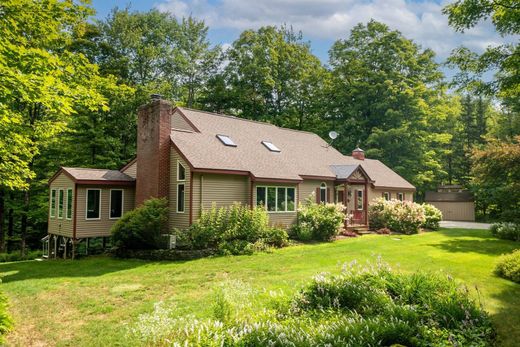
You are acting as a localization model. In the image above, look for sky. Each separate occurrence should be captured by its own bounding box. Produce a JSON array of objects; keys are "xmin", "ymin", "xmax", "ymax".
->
[{"xmin": 91, "ymin": 0, "xmax": 512, "ymax": 75}]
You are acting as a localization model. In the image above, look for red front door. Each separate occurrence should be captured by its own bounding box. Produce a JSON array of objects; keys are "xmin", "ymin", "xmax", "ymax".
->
[{"xmin": 351, "ymin": 188, "xmax": 365, "ymax": 224}]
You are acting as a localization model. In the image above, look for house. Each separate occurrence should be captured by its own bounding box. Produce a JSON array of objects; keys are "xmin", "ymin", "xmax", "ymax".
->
[
  {"xmin": 45, "ymin": 96, "xmax": 415, "ymax": 258},
  {"xmin": 425, "ymin": 185, "xmax": 475, "ymax": 221}
]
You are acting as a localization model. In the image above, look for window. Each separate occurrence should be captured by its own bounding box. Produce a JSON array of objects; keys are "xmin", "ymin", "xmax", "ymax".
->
[
  {"xmin": 58, "ymin": 189, "xmax": 64, "ymax": 219},
  {"xmin": 66, "ymin": 188, "xmax": 73, "ymax": 220},
  {"xmin": 216, "ymin": 134, "xmax": 236, "ymax": 147},
  {"xmin": 86, "ymin": 189, "xmax": 101, "ymax": 220},
  {"xmin": 383, "ymin": 192, "xmax": 390, "ymax": 201},
  {"xmin": 110, "ymin": 189, "xmax": 123, "ymax": 219},
  {"xmin": 50, "ymin": 189, "xmax": 56, "ymax": 218},
  {"xmin": 320, "ymin": 183, "xmax": 327, "ymax": 203},
  {"xmin": 356, "ymin": 190, "xmax": 364, "ymax": 210},
  {"xmin": 256, "ymin": 186, "xmax": 296, "ymax": 212},
  {"xmin": 261, "ymin": 141, "xmax": 280, "ymax": 152},
  {"xmin": 177, "ymin": 161, "xmax": 186, "ymax": 181},
  {"xmin": 397, "ymin": 192, "xmax": 404, "ymax": 201},
  {"xmin": 177, "ymin": 184, "xmax": 185, "ymax": 212}
]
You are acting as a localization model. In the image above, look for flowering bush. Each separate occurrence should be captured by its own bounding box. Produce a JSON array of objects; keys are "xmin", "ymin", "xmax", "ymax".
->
[
  {"xmin": 422, "ymin": 203, "xmax": 442, "ymax": 230},
  {"xmin": 369, "ymin": 198, "xmax": 425, "ymax": 234},
  {"xmin": 178, "ymin": 203, "xmax": 288, "ymax": 255},
  {"xmin": 490, "ymin": 222, "xmax": 520, "ymax": 241},
  {"xmin": 495, "ymin": 250, "xmax": 520, "ymax": 283},
  {"xmin": 128, "ymin": 259, "xmax": 496, "ymax": 346},
  {"xmin": 293, "ymin": 199, "xmax": 345, "ymax": 241}
]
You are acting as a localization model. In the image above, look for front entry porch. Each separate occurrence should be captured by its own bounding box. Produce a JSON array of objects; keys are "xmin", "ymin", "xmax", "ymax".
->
[{"xmin": 330, "ymin": 164, "xmax": 373, "ymax": 231}]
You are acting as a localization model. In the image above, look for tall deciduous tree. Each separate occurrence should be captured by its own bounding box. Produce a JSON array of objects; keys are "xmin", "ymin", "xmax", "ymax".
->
[
  {"xmin": 329, "ymin": 21, "xmax": 449, "ymax": 193},
  {"xmin": 0, "ymin": 0, "xmax": 117, "ymax": 252},
  {"xmin": 217, "ymin": 26, "xmax": 330, "ymax": 131}
]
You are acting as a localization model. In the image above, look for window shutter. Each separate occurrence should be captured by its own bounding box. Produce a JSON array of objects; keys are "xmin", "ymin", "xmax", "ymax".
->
[
  {"xmin": 327, "ymin": 188, "xmax": 331, "ymax": 203},
  {"xmin": 315, "ymin": 188, "xmax": 320, "ymax": 203}
]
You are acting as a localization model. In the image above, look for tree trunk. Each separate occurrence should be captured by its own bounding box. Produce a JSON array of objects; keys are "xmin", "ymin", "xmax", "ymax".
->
[
  {"xmin": 20, "ymin": 189, "xmax": 29, "ymax": 255},
  {"xmin": 0, "ymin": 189, "xmax": 5, "ymax": 252},
  {"xmin": 7, "ymin": 193, "xmax": 14, "ymax": 252}
]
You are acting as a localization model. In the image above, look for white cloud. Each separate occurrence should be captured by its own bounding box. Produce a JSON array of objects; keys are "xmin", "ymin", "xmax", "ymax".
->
[{"xmin": 155, "ymin": 0, "xmax": 511, "ymax": 61}]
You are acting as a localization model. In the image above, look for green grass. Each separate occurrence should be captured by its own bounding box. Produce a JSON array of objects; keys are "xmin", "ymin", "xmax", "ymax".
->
[{"xmin": 0, "ymin": 228, "xmax": 519, "ymax": 346}]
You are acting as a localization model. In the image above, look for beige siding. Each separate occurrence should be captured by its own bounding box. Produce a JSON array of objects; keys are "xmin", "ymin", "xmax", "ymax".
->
[
  {"xmin": 200, "ymin": 174, "xmax": 249, "ymax": 210},
  {"xmin": 48, "ymin": 173, "xmax": 75, "ymax": 237},
  {"xmin": 253, "ymin": 182, "xmax": 298, "ymax": 227},
  {"xmin": 428, "ymin": 201, "xmax": 475, "ymax": 221},
  {"xmin": 299, "ymin": 179, "xmax": 327, "ymax": 203},
  {"xmin": 122, "ymin": 161, "xmax": 137, "ymax": 178},
  {"xmin": 171, "ymin": 110, "xmax": 195, "ymax": 131},
  {"xmin": 368, "ymin": 188, "xmax": 414, "ymax": 203},
  {"xmin": 75, "ymin": 186, "xmax": 135, "ymax": 238},
  {"xmin": 170, "ymin": 149, "xmax": 191, "ymax": 230}
]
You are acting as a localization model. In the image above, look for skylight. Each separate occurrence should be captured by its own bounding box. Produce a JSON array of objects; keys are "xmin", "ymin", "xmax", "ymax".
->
[
  {"xmin": 262, "ymin": 141, "xmax": 280, "ymax": 152},
  {"xmin": 216, "ymin": 134, "xmax": 237, "ymax": 147}
]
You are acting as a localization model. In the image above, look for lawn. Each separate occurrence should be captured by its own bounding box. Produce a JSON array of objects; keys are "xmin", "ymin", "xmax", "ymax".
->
[{"xmin": 1, "ymin": 228, "xmax": 519, "ymax": 346}]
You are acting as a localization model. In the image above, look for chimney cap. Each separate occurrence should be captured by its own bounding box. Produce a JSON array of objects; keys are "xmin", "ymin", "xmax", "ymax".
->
[
  {"xmin": 353, "ymin": 147, "xmax": 364, "ymax": 152},
  {"xmin": 150, "ymin": 93, "xmax": 162, "ymax": 101}
]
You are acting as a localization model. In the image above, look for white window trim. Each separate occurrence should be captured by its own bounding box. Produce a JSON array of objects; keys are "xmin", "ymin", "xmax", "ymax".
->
[
  {"xmin": 50, "ymin": 189, "xmax": 56, "ymax": 218},
  {"xmin": 383, "ymin": 192, "xmax": 390, "ymax": 201},
  {"xmin": 57, "ymin": 189, "xmax": 64, "ymax": 219},
  {"xmin": 356, "ymin": 189, "xmax": 364, "ymax": 210},
  {"xmin": 66, "ymin": 188, "xmax": 73, "ymax": 220},
  {"xmin": 85, "ymin": 189, "xmax": 102, "ymax": 220},
  {"xmin": 397, "ymin": 192, "xmax": 404, "ymax": 201},
  {"xmin": 320, "ymin": 182, "xmax": 327, "ymax": 203},
  {"xmin": 109, "ymin": 189, "xmax": 124, "ymax": 220},
  {"xmin": 256, "ymin": 186, "xmax": 296, "ymax": 213},
  {"xmin": 177, "ymin": 160, "xmax": 186, "ymax": 181},
  {"xmin": 176, "ymin": 183, "xmax": 185, "ymax": 213}
]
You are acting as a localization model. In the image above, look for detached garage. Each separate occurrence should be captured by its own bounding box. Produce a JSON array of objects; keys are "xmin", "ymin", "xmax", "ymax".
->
[{"xmin": 425, "ymin": 185, "xmax": 475, "ymax": 221}]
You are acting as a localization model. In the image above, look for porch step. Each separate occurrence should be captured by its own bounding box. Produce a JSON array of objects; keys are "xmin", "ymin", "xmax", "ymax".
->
[{"xmin": 351, "ymin": 225, "xmax": 371, "ymax": 235}]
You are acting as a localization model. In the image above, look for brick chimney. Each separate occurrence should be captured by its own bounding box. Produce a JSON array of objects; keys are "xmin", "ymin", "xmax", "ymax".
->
[
  {"xmin": 135, "ymin": 95, "xmax": 173, "ymax": 205},
  {"xmin": 352, "ymin": 147, "xmax": 365, "ymax": 160}
]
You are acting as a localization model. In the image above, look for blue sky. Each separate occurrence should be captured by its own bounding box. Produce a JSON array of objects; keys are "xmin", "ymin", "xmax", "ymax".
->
[{"xmin": 91, "ymin": 0, "xmax": 510, "ymax": 74}]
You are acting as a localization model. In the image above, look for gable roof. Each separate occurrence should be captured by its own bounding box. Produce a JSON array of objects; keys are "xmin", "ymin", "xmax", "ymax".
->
[
  {"xmin": 172, "ymin": 107, "xmax": 415, "ymax": 190},
  {"xmin": 49, "ymin": 167, "xmax": 135, "ymax": 185},
  {"xmin": 425, "ymin": 191, "xmax": 474, "ymax": 202}
]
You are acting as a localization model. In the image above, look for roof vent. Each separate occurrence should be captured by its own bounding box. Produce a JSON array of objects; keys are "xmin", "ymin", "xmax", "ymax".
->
[
  {"xmin": 262, "ymin": 141, "xmax": 280, "ymax": 152},
  {"xmin": 216, "ymin": 134, "xmax": 237, "ymax": 147}
]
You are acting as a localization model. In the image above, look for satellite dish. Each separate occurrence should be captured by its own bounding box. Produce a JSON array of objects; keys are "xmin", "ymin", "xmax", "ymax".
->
[{"xmin": 328, "ymin": 131, "xmax": 338, "ymax": 140}]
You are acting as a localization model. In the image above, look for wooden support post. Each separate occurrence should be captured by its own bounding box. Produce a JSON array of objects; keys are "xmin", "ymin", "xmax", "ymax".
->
[
  {"xmin": 63, "ymin": 237, "xmax": 67, "ymax": 260},
  {"xmin": 54, "ymin": 235, "xmax": 58, "ymax": 259},
  {"xmin": 72, "ymin": 239, "xmax": 76, "ymax": 260}
]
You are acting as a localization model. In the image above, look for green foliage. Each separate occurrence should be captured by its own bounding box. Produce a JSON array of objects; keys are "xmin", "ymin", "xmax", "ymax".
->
[
  {"xmin": 111, "ymin": 198, "xmax": 168, "ymax": 250},
  {"xmin": 495, "ymin": 250, "xmax": 520, "ymax": 283},
  {"xmin": 490, "ymin": 222, "xmax": 520, "ymax": 242},
  {"xmin": 293, "ymin": 199, "xmax": 345, "ymax": 241},
  {"xmin": 368, "ymin": 199, "xmax": 426, "ymax": 234},
  {"xmin": 422, "ymin": 204, "xmax": 443, "ymax": 230},
  {"xmin": 129, "ymin": 260, "xmax": 495, "ymax": 346},
  {"xmin": 472, "ymin": 137, "xmax": 520, "ymax": 222},
  {"xmin": 0, "ymin": 250, "xmax": 42, "ymax": 262},
  {"xmin": 179, "ymin": 203, "xmax": 288, "ymax": 255},
  {"xmin": 0, "ymin": 291, "xmax": 12, "ymax": 343}
]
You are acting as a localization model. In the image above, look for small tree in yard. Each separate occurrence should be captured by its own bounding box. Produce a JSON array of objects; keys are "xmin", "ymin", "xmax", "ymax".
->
[{"xmin": 111, "ymin": 198, "xmax": 168, "ymax": 250}]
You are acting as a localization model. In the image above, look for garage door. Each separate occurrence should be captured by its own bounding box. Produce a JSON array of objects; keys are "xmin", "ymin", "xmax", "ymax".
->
[{"xmin": 428, "ymin": 201, "xmax": 475, "ymax": 221}]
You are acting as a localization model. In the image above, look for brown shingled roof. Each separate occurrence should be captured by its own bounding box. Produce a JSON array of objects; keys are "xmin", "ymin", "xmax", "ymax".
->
[
  {"xmin": 49, "ymin": 167, "xmax": 135, "ymax": 185},
  {"xmin": 172, "ymin": 107, "xmax": 415, "ymax": 190}
]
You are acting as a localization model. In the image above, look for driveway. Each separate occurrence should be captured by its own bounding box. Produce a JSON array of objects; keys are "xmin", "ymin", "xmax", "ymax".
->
[{"xmin": 440, "ymin": 221, "xmax": 492, "ymax": 229}]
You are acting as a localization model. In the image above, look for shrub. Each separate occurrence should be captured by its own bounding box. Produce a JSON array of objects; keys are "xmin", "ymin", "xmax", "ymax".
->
[
  {"xmin": 0, "ymin": 292, "xmax": 12, "ymax": 343},
  {"xmin": 111, "ymin": 198, "xmax": 169, "ymax": 250},
  {"xmin": 369, "ymin": 198, "xmax": 425, "ymax": 234},
  {"xmin": 128, "ymin": 259, "xmax": 496, "ymax": 347},
  {"xmin": 179, "ymin": 203, "xmax": 288, "ymax": 255},
  {"xmin": 293, "ymin": 200, "xmax": 345, "ymax": 241},
  {"xmin": 495, "ymin": 250, "xmax": 520, "ymax": 283},
  {"xmin": 422, "ymin": 203, "xmax": 442, "ymax": 230},
  {"xmin": 0, "ymin": 250, "xmax": 42, "ymax": 262},
  {"xmin": 490, "ymin": 222, "xmax": 520, "ymax": 241}
]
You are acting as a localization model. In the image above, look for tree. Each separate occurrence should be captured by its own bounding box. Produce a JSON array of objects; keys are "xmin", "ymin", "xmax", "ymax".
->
[
  {"xmin": 0, "ymin": 0, "xmax": 117, "ymax": 253},
  {"xmin": 217, "ymin": 26, "xmax": 330, "ymax": 131},
  {"xmin": 328, "ymin": 21, "xmax": 449, "ymax": 193},
  {"xmin": 443, "ymin": 0, "xmax": 519, "ymax": 103},
  {"xmin": 471, "ymin": 136, "xmax": 520, "ymax": 221}
]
